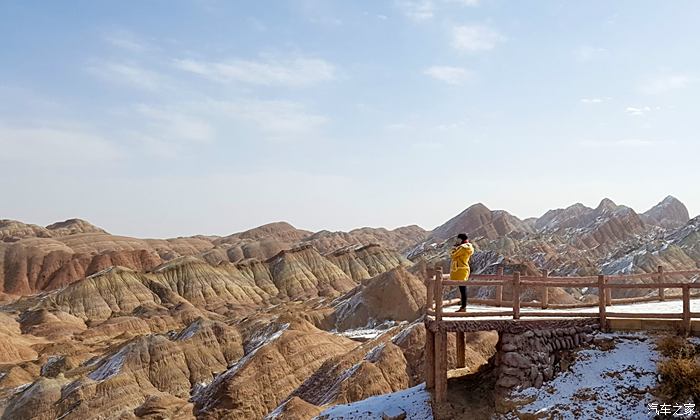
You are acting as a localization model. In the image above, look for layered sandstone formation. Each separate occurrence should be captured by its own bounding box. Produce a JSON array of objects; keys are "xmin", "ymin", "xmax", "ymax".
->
[
  {"xmin": 0, "ymin": 219, "xmax": 423, "ymax": 297},
  {"xmin": 301, "ymin": 225, "xmax": 428, "ymax": 255},
  {"xmin": 333, "ymin": 266, "xmax": 426, "ymax": 330},
  {"xmin": 429, "ymin": 204, "xmax": 534, "ymax": 242},
  {"xmin": 195, "ymin": 320, "xmax": 358, "ymax": 419},
  {"xmin": 642, "ymin": 196, "xmax": 690, "ymax": 229},
  {"xmin": 326, "ymin": 244, "xmax": 410, "ymax": 282}
]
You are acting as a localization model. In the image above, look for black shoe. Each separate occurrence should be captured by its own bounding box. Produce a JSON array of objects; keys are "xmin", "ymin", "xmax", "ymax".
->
[{"xmin": 457, "ymin": 306, "xmax": 466, "ymax": 313}]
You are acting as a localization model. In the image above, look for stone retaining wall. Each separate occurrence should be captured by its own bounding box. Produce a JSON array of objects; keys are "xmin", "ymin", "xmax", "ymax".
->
[{"xmin": 494, "ymin": 324, "xmax": 597, "ymax": 390}]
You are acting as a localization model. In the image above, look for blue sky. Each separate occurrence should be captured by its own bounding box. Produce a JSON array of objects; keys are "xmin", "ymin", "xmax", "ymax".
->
[{"xmin": 1, "ymin": 0, "xmax": 699, "ymax": 237}]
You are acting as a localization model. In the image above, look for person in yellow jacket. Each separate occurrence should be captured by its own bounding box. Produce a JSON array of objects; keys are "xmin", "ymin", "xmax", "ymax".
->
[{"xmin": 450, "ymin": 233, "xmax": 474, "ymax": 312}]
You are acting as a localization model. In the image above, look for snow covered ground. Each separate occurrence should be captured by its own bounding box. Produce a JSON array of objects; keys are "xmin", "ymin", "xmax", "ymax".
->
[
  {"xmin": 441, "ymin": 298, "xmax": 700, "ymax": 320},
  {"xmin": 333, "ymin": 320, "xmax": 403, "ymax": 341},
  {"xmin": 315, "ymin": 384, "xmax": 433, "ymax": 420},
  {"xmin": 505, "ymin": 332, "xmax": 660, "ymax": 420}
]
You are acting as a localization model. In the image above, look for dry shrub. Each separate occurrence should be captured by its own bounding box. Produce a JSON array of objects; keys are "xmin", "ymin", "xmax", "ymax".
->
[
  {"xmin": 657, "ymin": 335, "xmax": 696, "ymax": 359},
  {"xmin": 656, "ymin": 357, "xmax": 700, "ymax": 403}
]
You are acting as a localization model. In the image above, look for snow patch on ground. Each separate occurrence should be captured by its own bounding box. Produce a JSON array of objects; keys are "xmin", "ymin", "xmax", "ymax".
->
[
  {"xmin": 88, "ymin": 344, "xmax": 131, "ymax": 382},
  {"xmin": 334, "ymin": 320, "xmax": 399, "ymax": 341},
  {"xmin": 391, "ymin": 321, "xmax": 421, "ymax": 345},
  {"xmin": 190, "ymin": 379, "xmax": 212, "ymax": 401},
  {"xmin": 40, "ymin": 356, "xmax": 63, "ymax": 376},
  {"xmin": 506, "ymin": 333, "xmax": 659, "ymax": 420},
  {"xmin": 176, "ymin": 319, "xmax": 202, "ymax": 341},
  {"xmin": 315, "ymin": 384, "xmax": 433, "ymax": 420},
  {"xmin": 12, "ymin": 383, "xmax": 31, "ymax": 395},
  {"xmin": 364, "ymin": 344, "xmax": 385, "ymax": 363},
  {"xmin": 264, "ymin": 399, "xmax": 289, "ymax": 419},
  {"xmin": 244, "ymin": 322, "xmax": 290, "ymax": 353},
  {"xmin": 86, "ymin": 266, "xmax": 118, "ymax": 279}
]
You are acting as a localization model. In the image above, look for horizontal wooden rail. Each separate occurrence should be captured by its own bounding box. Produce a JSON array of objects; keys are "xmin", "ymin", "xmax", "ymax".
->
[
  {"xmin": 428, "ymin": 279, "xmax": 700, "ymax": 289},
  {"xmin": 440, "ymin": 279, "xmax": 502, "ymax": 286},
  {"xmin": 514, "ymin": 311, "xmax": 597, "ymax": 318},
  {"xmin": 441, "ymin": 311, "xmax": 515, "ymax": 318},
  {"xmin": 442, "ymin": 270, "xmax": 700, "ymax": 282},
  {"xmin": 605, "ymin": 312, "xmax": 682, "ymax": 319},
  {"xmin": 521, "ymin": 281, "xmax": 599, "ymax": 288},
  {"xmin": 606, "ymin": 282, "xmax": 689, "ymax": 289}
]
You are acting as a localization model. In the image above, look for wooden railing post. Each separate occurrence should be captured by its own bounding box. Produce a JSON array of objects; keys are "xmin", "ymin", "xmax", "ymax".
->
[
  {"xmin": 658, "ymin": 266, "xmax": 666, "ymax": 302},
  {"xmin": 598, "ymin": 275, "xmax": 607, "ymax": 332},
  {"xmin": 456, "ymin": 331, "xmax": 466, "ymax": 368},
  {"xmin": 426, "ymin": 266, "xmax": 435, "ymax": 315},
  {"xmin": 435, "ymin": 327, "xmax": 447, "ymax": 403},
  {"xmin": 682, "ymin": 284, "xmax": 691, "ymax": 337},
  {"xmin": 432, "ymin": 266, "xmax": 447, "ymax": 402},
  {"xmin": 541, "ymin": 271, "xmax": 549, "ymax": 309},
  {"xmin": 513, "ymin": 271, "xmax": 521, "ymax": 320},
  {"xmin": 434, "ymin": 267, "xmax": 443, "ymax": 322},
  {"xmin": 605, "ymin": 278, "xmax": 612, "ymax": 307},
  {"xmin": 425, "ymin": 328, "xmax": 435, "ymax": 389},
  {"xmin": 496, "ymin": 267, "xmax": 504, "ymax": 307}
]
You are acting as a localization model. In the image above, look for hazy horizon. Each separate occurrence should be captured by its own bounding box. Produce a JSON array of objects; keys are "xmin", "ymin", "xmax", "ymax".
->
[
  {"xmin": 3, "ymin": 194, "xmax": 693, "ymax": 239},
  {"xmin": 2, "ymin": 1, "xmax": 700, "ymax": 238}
]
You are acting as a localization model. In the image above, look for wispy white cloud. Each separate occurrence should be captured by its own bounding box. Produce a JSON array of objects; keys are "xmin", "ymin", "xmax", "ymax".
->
[
  {"xmin": 435, "ymin": 122, "xmax": 465, "ymax": 131},
  {"xmin": 574, "ymin": 46, "xmax": 607, "ymax": 62},
  {"xmin": 173, "ymin": 55, "xmax": 335, "ymax": 87},
  {"xmin": 624, "ymin": 105, "xmax": 661, "ymax": 116},
  {"xmin": 639, "ymin": 73, "xmax": 694, "ymax": 94},
  {"xmin": 395, "ymin": 0, "xmax": 435, "ymax": 21},
  {"xmin": 89, "ymin": 61, "xmax": 165, "ymax": 91},
  {"xmin": 103, "ymin": 30, "xmax": 149, "ymax": 52},
  {"xmin": 447, "ymin": 0, "xmax": 479, "ymax": 5},
  {"xmin": 136, "ymin": 104, "xmax": 215, "ymax": 143},
  {"xmin": 0, "ymin": 121, "xmax": 121, "ymax": 164},
  {"xmin": 385, "ymin": 123, "xmax": 412, "ymax": 131},
  {"xmin": 579, "ymin": 138, "xmax": 663, "ymax": 148},
  {"xmin": 452, "ymin": 25, "xmax": 505, "ymax": 52},
  {"xmin": 625, "ymin": 106, "xmax": 650, "ymax": 116},
  {"xmin": 580, "ymin": 97, "xmax": 612, "ymax": 104},
  {"xmin": 396, "ymin": 0, "xmax": 479, "ymax": 21},
  {"xmin": 212, "ymin": 99, "xmax": 328, "ymax": 140},
  {"xmin": 424, "ymin": 66, "xmax": 473, "ymax": 85},
  {"xmin": 123, "ymin": 99, "xmax": 328, "ymax": 155}
]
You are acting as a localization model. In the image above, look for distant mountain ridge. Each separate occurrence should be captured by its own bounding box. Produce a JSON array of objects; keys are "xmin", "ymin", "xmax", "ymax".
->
[
  {"xmin": 0, "ymin": 218, "xmax": 425, "ymax": 296},
  {"xmin": 409, "ymin": 195, "xmax": 697, "ymax": 303}
]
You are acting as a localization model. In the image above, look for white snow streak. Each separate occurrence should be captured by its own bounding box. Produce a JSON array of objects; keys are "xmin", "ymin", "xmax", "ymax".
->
[
  {"xmin": 88, "ymin": 344, "xmax": 130, "ymax": 381},
  {"xmin": 315, "ymin": 383, "xmax": 433, "ymax": 420}
]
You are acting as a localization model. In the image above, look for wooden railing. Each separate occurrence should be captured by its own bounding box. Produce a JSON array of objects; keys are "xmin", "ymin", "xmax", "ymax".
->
[{"xmin": 425, "ymin": 266, "xmax": 700, "ymax": 333}]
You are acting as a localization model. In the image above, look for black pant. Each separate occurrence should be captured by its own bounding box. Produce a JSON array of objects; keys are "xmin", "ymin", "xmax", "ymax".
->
[{"xmin": 459, "ymin": 286, "xmax": 467, "ymax": 307}]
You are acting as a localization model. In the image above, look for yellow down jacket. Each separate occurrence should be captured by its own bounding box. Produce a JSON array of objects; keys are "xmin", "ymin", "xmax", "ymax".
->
[{"xmin": 450, "ymin": 242, "xmax": 475, "ymax": 281}]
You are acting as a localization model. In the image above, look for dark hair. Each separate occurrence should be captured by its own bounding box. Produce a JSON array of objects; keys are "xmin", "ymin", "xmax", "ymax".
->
[{"xmin": 457, "ymin": 233, "xmax": 468, "ymax": 241}]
